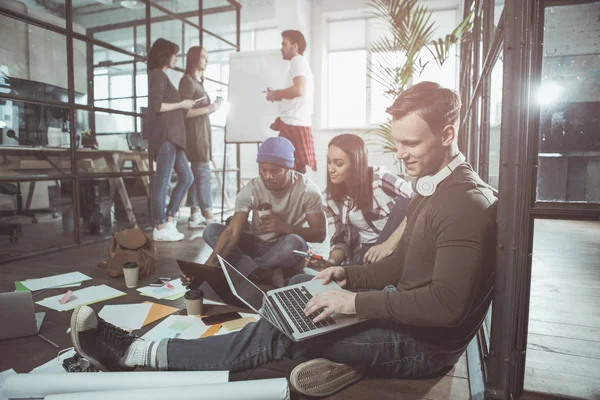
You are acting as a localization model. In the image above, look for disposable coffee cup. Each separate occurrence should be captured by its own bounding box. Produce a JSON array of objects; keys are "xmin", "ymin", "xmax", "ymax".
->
[
  {"xmin": 123, "ymin": 262, "xmax": 139, "ymax": 288},
  {"xmin": 257, "ymin": 202, "xmax": 272, "ymax": 219},
  {"xmin": 184, "ymin": 289, "xmax": 204, "ymax": 316}
]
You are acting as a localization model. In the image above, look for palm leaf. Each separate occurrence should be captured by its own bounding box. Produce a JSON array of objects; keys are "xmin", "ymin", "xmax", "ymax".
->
[{"xmin": 365, "ymin": 0, "xmax": 472, "ymax": 172}]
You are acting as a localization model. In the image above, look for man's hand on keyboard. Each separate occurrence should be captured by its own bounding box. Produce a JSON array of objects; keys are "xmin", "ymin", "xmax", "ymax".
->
[{"xmin": 303, "ymin": 289, "xmax": 357, "ymax": 323}]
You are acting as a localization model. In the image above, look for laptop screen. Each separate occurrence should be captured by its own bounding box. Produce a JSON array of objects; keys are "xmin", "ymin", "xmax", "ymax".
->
[{"xmin": 219, "ymin": 257, "xmax": 265, "ymax": 312}]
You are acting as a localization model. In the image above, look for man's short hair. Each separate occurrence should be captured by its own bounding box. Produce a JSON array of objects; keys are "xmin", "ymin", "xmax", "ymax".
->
[
  {"xmin": 282, "ymin": 30, "xmax": 307, "ymax": 55},
  {"xmin": 386, "ymin": 81, "xmax": 461, "ymax": 134}
]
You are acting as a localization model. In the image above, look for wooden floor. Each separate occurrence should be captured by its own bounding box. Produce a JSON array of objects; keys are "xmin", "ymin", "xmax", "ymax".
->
[
  {"xmin": 0, "ymin": 219, "xmax": 469, "ymax": 400},
  {"xmin": 525, "ymin": 219, "xmax": 600, "ymax": 399}
]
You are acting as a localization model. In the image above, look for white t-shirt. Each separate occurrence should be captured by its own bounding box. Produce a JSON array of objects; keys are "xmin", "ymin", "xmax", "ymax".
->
[
  {"xmin": 278, "ymin": 55, "xmax": 314, "ymax": 127},
  {"xmin": 347, "ymin": 207, "xmax": 379, "ymax": 244}
]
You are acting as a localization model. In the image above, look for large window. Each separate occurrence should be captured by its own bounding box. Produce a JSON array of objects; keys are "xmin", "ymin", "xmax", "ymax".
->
[
  {"xmin": 326, "ymin": 9, "xmax": 460, "ymax": 129},
  {"xmin": 0, "ymin": 0, "xmax": 241, "ymax": 262}
]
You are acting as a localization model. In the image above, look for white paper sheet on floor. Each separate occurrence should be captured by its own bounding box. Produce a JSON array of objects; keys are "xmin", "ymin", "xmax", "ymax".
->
[
  {"xmin": 136, "ymin": 279, "xmax": 187, "ymax": 300},
  {"xmin": 98, "ymin": 303, "xmax": 153, "ymax": 331},
  {"xmin": 141, "ymin": 315, "xmax": 209, "ymax": 341},
  {"xmin": 30, "ymin": 349, "xmax": 77, "ymax": 374},
  {"xmin": 36, "ymin": 285, "xmax": 125, "ymax": 311},
  {"xmin": 43, "ymin": 378, "xmax": 290, "ymax": 400},
  {"xmin": 1, "ymin": 371, "xmax": 229, "ymax": 399},
  {"xmin": 21, "ymin": 272, "xmax": 91, "ymax": 291}
]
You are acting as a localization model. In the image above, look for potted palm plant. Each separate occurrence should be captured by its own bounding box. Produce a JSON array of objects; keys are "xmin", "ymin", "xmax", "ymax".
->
[{"xmin": 367, "ymin": 0, "xmax": 472, "ymax": 174}]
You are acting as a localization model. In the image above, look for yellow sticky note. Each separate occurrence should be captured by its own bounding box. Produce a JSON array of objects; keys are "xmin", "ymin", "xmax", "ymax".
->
[{"xmin": 221, "ymin": 316, "xmax": 257, "ymax": 331}]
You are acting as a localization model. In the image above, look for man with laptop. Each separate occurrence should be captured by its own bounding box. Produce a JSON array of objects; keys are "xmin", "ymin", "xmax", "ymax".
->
[
  {"xmin": 202, "ymin": 136, "xmax": 326, "ymax": 287},
  {"xmin": 68, "ymin": 82, "xmax": 497, "ymax": 398}
]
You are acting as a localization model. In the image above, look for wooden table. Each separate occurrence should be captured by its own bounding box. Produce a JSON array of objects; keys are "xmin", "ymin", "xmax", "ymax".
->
[{"xmin": 0, "ymin": 146, "xmax": 151, "ymax": 228}]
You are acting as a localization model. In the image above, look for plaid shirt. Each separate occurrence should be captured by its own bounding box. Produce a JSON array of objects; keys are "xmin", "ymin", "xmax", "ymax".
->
[
  {"xmin": 270, "ymin": 117, "xmax": 317, "ymax": 171},
  {"xmin": 325, "ymin": 167, "xmax": 413, "ymax": 262}
]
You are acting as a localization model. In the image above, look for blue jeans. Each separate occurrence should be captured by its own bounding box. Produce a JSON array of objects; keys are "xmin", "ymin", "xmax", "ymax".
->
[
  {"xmin": 203, "ymin": 223, "xmax": 308, "ymax": 278},
  {"xmin": 153, "ymin": 141, "xmax": 193, "ymax": 225},
  {"xmin": 189, "ymin": 161, "xmax": 213, "ymax": 213},
  {"xmin": 157, "ymin": 314, "xmax": 461, "ymax": 376}
]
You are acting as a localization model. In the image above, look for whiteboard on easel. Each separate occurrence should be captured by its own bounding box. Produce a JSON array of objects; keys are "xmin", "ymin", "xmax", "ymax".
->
[{"xmin": 225, "ymin": 50, "xmax": 289, "ymax": 143}]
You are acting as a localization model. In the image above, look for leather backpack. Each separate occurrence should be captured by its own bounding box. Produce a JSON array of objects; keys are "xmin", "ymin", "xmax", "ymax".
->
[{"xmin": 98, "ymin": 228, "xmax": 157, "ymax": 278}]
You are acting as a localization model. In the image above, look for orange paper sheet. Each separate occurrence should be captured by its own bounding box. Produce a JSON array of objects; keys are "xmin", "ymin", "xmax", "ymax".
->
[
  {"xmin": 201, "ymin": 323, "xmax": 222, "ymax": 338},
  {"xmin": 141, "ymin": 301, "xmax": 180, "ymax": 327}
]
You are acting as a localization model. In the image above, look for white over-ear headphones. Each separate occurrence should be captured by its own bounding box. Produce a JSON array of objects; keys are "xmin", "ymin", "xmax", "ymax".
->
[{"xmin": 414, "ymin": 153, "xmax": 466, "ymax": 197}]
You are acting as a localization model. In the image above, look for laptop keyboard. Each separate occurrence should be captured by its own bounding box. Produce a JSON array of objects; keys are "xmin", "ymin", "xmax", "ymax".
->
[{"xmin": 274, "ymin": 286, "xmax": 337, "ymax": 333}]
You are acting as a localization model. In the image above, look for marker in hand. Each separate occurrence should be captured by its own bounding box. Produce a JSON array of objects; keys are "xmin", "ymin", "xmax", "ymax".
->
[{"xmin": 293, "ymin": 250, "xmax": 323, "ymax": 261}]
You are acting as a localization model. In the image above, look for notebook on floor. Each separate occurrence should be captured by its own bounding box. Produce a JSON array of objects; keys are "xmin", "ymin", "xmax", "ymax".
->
[
  {"xmin": 218, "ymin": 255, "xmax": 365, "ymax": 342},
  {"xmin": 0, "ymin": 291, "xmax": 46, "ymax": 340}
]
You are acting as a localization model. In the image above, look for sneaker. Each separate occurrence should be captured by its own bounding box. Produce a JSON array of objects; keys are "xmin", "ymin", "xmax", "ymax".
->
[
  {"xmin": 70, "ymin": 305, "xmax": 137, "ymax": 372},
  {"xmin": 153, "ymin": 224, "xmax": 184, "ymax": 242},
  {"xmin": 289, "ymin": 358, "xmax": 365, "ymax": 397},
  {"xmin": 188, "ymin": 213, "xmax": 207, "ymax": 229}
]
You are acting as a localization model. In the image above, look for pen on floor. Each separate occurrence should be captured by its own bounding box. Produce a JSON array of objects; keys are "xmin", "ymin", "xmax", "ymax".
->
[{"xmin": 38, "ymin": 333, "xmax": 59, "ymax": 348}]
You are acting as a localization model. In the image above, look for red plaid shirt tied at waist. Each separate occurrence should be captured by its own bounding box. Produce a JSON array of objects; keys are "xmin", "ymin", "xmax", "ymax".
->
[{"xmin": 270, "ymin": 117, "xmax": 317, "ymax": 172}]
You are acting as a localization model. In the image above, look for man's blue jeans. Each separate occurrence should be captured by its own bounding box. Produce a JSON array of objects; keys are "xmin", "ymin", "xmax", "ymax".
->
[
  {"xmin": 189, "ymin": 161, "xmax": 213, "ymax": 214},
  {"xmin": 157, "ymin": 317, "xmax": 460, "ymax": 377},
  {"xmin": 202, "ymin": 223, "xmax": 308, "ymax": 278},
  {"xmin": 153, "ymin": 141, "xmax": 193, "ymax": 225}
]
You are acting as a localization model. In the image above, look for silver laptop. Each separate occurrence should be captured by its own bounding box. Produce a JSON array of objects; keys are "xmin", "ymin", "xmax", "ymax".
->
[
  {"xmin": 0, "ymin": 291, "xmax": 45, "ymax": 340},
  {"xmin": 218, "ymin": 255, "xmax": 364, "ymax": 341}
]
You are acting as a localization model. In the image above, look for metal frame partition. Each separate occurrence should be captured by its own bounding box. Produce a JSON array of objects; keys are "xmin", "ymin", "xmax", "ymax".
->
[
  {"xmin": 462, "ymin": 0, "xmax": 600, "ymax": 399},
  {"xmin": 0, "ymin": 0, "xmax": 241, "ymax": 263}
]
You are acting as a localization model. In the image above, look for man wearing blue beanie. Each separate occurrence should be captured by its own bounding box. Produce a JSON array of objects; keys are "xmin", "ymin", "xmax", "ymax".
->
[{"xmin": 200, "ymin": 137, "xmax": 326, "ymax": 287}]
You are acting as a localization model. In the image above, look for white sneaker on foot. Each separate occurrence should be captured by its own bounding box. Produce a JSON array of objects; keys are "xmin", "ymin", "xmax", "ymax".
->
[
  {"xmin": 153, "ymin": 224, "xmax": 184, "ymax": 242},
  {"xmin": 188, "ymin": 214, "xmax": 214, "ymax": 229}
]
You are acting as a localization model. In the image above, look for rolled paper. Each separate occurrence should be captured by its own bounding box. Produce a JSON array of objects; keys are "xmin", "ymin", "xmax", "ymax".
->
[
  {"xmin": 43, "ymin": 378, "xmax": 290, "ymax": 400},
  {"xmin": 2, "ymin": 371, "xmax": 228, "ymax": 399}
]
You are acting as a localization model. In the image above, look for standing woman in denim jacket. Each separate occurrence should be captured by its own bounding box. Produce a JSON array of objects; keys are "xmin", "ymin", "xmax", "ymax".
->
[
  {"xmin": 179, "ymin": 46, "xmax": 223, "ymax": 229},
  {"xmin": 146, "ymin": 38, "xmax": 194, "ymax": 242}
]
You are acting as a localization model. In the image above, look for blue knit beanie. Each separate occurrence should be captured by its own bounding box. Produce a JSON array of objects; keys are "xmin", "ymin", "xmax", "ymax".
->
[{"xmin": 256, "ymin": 137, "xmax": 295, "ymax": 168}]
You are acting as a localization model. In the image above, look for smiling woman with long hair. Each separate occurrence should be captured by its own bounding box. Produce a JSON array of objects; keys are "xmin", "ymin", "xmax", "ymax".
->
[
  {"xmin": 314, "ymin": 133, "xmax": 412, "ymax": 268},
  {"xmin": 179, "ymin": 46, "xmax": 223, "ymax": 229}
]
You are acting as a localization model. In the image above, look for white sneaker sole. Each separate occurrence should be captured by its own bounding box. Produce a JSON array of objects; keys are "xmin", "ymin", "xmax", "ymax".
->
[
  {"xmin": 153, "ymin": 235, "xmax": 185, "ymax": 242},
  {"xmin": 289, "ymin": 358, "xmax": 364, "ymax": 397},
  {"xmin": 70, "ymin": 306, "xmax": 109, "ymax": 372},
  {"xmin": 188, "ymin": 222, "xmax": 207, "ymax": 229}
]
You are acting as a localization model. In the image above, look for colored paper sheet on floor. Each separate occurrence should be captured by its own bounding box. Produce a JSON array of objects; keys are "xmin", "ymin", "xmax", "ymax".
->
[
  {"xmin": 200, "ymin": 323, "xmax": 222, "ymax": 338},
  {"xmin": 36, "ymin": 285, "xmax": 126, "ymax": 311},
  {"xmin": 98, "ymin": 303, "xmax": 153, "ymax": 331},
  {"xmin": 141, "ymin": 302, "xmax": 180, "ymax": 327},
  {"xmin": 20, "ymin": 272, "xmax": 91, "ymax": 291},
  {"xmin": 15, "ymin": 281, "xmax": 82, "ymax": 291},
  {"xmin": 141, "ymin": 315, "xmax": 209, "ymax": 341},
  {"xmin": 213, "ymin": 312, "xmax": 260, "ymax": 336}
]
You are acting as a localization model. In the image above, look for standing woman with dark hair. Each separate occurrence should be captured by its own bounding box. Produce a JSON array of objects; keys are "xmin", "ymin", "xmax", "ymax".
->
[
  {"xmin": 179, "ymin": 46, "xmax": 223, "ymax": 228},
  {"xmin": 147, "ymin": 38, "xmax": 194, "ymax": 241},
  {"xmin": 311, "ymin": 134, "xmax": 413, "ymax": 269}
]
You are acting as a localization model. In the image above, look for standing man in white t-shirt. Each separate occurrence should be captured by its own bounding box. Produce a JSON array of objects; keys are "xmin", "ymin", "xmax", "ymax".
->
[{"xmin": 266, "ymin": 30, "xmax": 316, "ymax": 174}]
